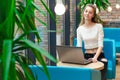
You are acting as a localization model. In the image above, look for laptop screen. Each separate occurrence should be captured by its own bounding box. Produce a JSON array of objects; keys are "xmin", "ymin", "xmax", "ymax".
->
[{"xmin": 56, "ymin": 45, "xmax": 88, "ymax": 64}]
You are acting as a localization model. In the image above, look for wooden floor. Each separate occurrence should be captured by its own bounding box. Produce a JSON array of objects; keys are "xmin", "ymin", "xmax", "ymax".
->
[{"xmin": 116, "ymin": 58, "xmax": 120, "ymax": 80}]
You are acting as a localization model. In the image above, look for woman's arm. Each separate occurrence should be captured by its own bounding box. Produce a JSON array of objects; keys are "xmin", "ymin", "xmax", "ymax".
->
[
  {"xmin": 92, "ymin": 24, "xmax": 104, "ymax": 62},
  {"xmin": 92, "ymin": 47, "xmax": 103, "ymax": 62},
  {"xmin": 77, "ymin": 27, "xmax": 82, "ymax": 47}
]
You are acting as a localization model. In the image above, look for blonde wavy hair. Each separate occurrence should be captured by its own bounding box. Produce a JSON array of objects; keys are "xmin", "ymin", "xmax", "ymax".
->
[{"xmin": 80, "ymin": 4, "xmax": 99, "ymax": 26}]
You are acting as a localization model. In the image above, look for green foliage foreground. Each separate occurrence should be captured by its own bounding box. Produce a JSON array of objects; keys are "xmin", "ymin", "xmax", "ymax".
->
[{"xmin": 0, "ymin": 0, "xmax": 57, "ymax": 80}]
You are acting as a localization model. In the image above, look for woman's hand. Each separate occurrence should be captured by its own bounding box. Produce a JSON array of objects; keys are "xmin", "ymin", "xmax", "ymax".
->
[
  {"xmin": 92, "ymin": 58, "xmax": 98, "ymax": 62},
  {"xmin": 88, "ymin": 58, "xmax": 98, "ymax": 63}
]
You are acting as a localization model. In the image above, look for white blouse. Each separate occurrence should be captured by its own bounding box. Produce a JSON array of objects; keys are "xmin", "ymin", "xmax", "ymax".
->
[{"xmin": 77, "ymin": 23, "xmax": 104, "ymax": 49}]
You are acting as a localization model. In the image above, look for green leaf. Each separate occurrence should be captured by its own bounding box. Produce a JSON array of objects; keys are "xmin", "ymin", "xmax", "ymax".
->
[
  {"xmin": 2, "ymin": 40, "xmax": 12, "ymax": 80},
  {"xmin": 40, "ymin": 0, "xmax": 56, "ymax": 22},
  {"xmin": 31, "ymin": 50, "xmax": 51, "ymax": 80},
  {"xmin": 23, "ymin": 39, "xmax": 57, "ymax": 63},
  {"xmin": 35, "ymin": 15, "xmax": 47, "ymax": 26},
  {"xmin": 31, "ymin": 2, "xmax": 46, "ymax": 16},
  {"xmin": 9, "ymin": 55, "xmax": 16, "ymax": 80},
  {"xmin": 15, "ymin": 55, "xmax": 35, "ymax": 80},
  {"xmin": 14, "ymin": 30, "xmax": 42, "ymax": 44}
]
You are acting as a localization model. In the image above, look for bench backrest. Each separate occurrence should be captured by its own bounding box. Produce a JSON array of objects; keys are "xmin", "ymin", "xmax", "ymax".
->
[
  {"xmin": 104, "ymin": 28, "xmax": 120, "ymax": 42},
  {"xmin": 103, "ymin": 39, "xmax": 116, "ymax": 79}
]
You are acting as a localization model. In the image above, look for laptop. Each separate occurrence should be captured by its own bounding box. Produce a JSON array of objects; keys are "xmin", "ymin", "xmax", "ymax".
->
[{"xmin": 56, "ymin": 45, "xmax": 92, "ymax": 65}]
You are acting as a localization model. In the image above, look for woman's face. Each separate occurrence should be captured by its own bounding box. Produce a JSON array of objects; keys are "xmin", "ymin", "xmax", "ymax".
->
[{"xmin": 83, "ymin": 6, "xmax": 95, "ymax": 21}]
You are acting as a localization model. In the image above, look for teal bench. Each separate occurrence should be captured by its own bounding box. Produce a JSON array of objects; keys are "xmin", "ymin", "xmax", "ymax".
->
[{"xmin": 29, "ymin": 65, "xmax": 101, "ymax": 80}]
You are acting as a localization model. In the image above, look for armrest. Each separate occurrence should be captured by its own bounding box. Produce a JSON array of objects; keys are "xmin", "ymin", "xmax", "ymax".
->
[
  {"xmin": 103, "ymin": 39, "xmax": 116, "ymax": 60},
  {"xmin": 103, "ymin": 39, "xmax": 116, "ymax": 79}
]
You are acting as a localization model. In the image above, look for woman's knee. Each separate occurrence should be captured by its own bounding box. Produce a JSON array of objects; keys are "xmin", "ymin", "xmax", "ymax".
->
[{"xmin": 100, "ymin": 58, "xmax": 108, "ymax": 62}]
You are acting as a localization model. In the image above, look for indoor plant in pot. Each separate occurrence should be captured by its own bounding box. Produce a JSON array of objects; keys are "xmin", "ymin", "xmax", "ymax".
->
[{"xmin": 0, "ymin": 0, "xmax": 57, "ymax": 80}]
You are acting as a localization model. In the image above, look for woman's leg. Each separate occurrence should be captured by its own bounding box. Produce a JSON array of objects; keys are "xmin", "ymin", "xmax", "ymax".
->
[
  {"xmin": 84, "ymin": 53, "xmax": 94, "ymax": 59},
  {"xmin": 100, "ymin": 58, "xmax": 108, "ymax": 80}
]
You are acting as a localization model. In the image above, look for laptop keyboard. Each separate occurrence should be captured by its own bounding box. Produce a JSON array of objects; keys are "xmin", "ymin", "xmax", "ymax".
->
[{"xmin": 84, "ymin": 59, "xmax": 92, "ymax": 64}]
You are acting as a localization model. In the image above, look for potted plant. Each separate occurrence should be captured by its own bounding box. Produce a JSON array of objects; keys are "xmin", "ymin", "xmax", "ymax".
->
[{"xmin": 0, "ymin": 0, "xmax": 57, "ymax": 80}]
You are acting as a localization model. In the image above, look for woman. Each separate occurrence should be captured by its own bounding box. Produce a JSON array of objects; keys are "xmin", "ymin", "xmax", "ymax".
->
[{"xmin": 77, "ymin": 4, "xmax": 107, "ymax": 80}]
